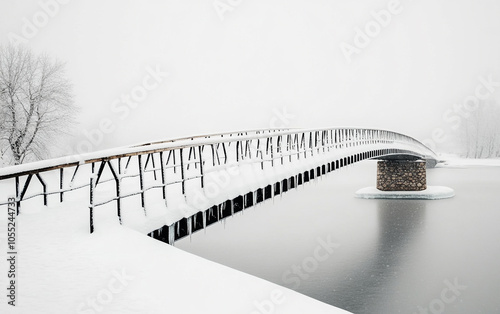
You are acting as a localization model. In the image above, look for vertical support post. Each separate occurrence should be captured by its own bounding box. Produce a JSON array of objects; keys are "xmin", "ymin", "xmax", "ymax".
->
[
  {"xmin": 295, "ymin": 134, "xmax": 299, "ymax": 157},
  {"xmin": 257, "ymin": 139, "xmax": 264, "ymax": 170},
  {"xmin": 59, "ymin": 168, "xmax": 64, "ymax": 202},
  {"xmin": 15, "ymin": 176, "xmax": 20, "ymax": 215},
  {"xmin": 236, "ymin": 141, "xmax": 240, "ymax": 162},
  {"xmin": 221, "ymin": 143, "xmax": 227, "ymax": 164},
  {"xmin": 193, "ymin": 147, "xmax": 198, "ymax": 169},
  {"xmin": 317, "ymin": 131, "xmax": 320, "ymax": 153},
  {"xmin": 108, "ymin": 161, "xmax": 122, "ymax": 224},
  {"xmin": 210, "ymin": 144, "xmax": 216, "ymax": 166},
  {"xmin": 269, "ymin": 137, "xmax": 274, "ymax": 167},
  {"xmin": 160, "ymin": 151, "xmax": 167, "ymax": 201},
  {"xmin": 316, "ymin": 131, "xmax": 320, "ymax": 154},
  {"xmin": 245, "ymin": 140, "xmax": 250, "ymax": 158},
  {"xmin": 215, "ymin": 144, "xmax": 221, "ymax": 165},
  {"xmin": 314, "ymin": 131, "xmax": 318, "ymax": 152},
  {"xmin": 89, "ymin": 176, "xmax": 95, "ymax": 233},
  {"xmin": 287, "ymin": 135, "xmax": 292, "ymax": 162},
  {"xmin": 180, "ymin": 148, "xmax": 186, "ymax": 195},
  {"xmin": 278, "ymin": 135, "xmax": 283, "ymax": 165},
  {"xmin": 322, "ymin": 131, "xmax": 326, "ymax": 152},
  {"xmin": 309, "ymin": 132, "xmax": 314, "ymax": 156},
  {"xmin": 36, "ymin": 174, "xmax": 47, "ymax": 206},
  {"xmin": 172, "ymin": 150, "xmax": 177, "ymax": 173},
  {"xmin": 198, "ymin": 146, "xmax": 204, "ymax": 188},
  {"xmin": 151, "ymin": 153, "xmax": 158, "ymax": 180},
  {"xmin": 138, "ymin": 155, "xmax": 146, "ymax": 213},
  {"xmin": 302, "ymin": 133, "xmax": 306, "ymax": 158}
]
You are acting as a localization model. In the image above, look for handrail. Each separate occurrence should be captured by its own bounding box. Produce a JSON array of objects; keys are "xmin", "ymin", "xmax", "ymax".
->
[{"xmin": 0, "ymin": 127, "xmax": 435, "ymax": 180}]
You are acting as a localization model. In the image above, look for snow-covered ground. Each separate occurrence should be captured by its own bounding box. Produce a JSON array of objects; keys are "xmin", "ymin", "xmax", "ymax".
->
[
  {"xmin": 437, "ymin": 153, "xmax": 500, "ymax": 168},
  {"xmin": 0, "ymin": 206, "xmax": 351, "ymax": 313}
]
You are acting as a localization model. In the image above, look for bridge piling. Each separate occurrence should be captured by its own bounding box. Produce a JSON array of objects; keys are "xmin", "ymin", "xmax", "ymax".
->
[{"xmin": 377, "ymin": 160, "xmax": 427, "ymax": 191}]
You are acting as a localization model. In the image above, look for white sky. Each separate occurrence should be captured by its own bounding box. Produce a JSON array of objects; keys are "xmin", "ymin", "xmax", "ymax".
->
[{"xmin": 1, "ymin": 0, "xmax": 500, "ymax": 156}]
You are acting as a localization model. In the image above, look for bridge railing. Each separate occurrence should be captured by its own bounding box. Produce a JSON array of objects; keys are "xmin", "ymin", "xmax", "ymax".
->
[{"xmin": 0, "ymin": 128, "xmax": 436, "ymax": 233}]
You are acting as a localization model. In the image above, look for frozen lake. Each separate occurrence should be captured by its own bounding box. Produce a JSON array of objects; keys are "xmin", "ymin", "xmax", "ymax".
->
[{"xmin": 177, "ymin": 161, "xmax": 500, "ymax": 313}]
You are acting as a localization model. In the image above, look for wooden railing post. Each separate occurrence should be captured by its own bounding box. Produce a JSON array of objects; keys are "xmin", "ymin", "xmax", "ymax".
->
[
  {"xmin": 179, "ymin": 149, "xmax": 186, "ymax": 195},
  {"xmin": 89, "ymin": 176, "xmax": 95, "ymax": 233},
  {"xmin": 160, "ymin": 151, "xmax": 167, "ymax": 201},
  {"xmin": 138, "ymin": 155, "xmax": 146, "ymax": 214},
  {"xmin": 15, "ymin": 176, "xmax": 20, "ymax": 215},
  {"xmin": 59, "ymin": 168, "xmax": 64, "ymax": 202},
  {"xmin": 36, "ymin": 174, "xmax": 47, "ymax": 206},
  {"xmin": 198, "ymin": 146, "xmax": 204, "ymax": 188},
  {"xmin": 108, "ymin": 161, "xmax": 122, "ymax": 224}
]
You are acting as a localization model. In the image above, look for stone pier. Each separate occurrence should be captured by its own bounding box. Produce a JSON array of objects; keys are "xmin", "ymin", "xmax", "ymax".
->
[{"xmin": 376, "ymin": 160, "xmax": 426, "ymax": 191}]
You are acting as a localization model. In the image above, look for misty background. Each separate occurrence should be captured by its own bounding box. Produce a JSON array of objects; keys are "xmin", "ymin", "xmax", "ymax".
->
[{"xmin": 1, "ymin": 0, "xmax": 499, "ymax": 159}]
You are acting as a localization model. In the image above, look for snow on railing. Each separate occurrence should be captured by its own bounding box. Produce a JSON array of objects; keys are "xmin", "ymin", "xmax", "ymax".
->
[{"xmin": 0, "ymin": 127, "xmax": 436, "ymax": 236}]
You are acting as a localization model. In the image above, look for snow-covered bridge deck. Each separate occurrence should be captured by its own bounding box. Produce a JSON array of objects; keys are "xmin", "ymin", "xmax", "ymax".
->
[{"xmin": 0, "ymin": 128, "xmax": 437, "ymax": 242}]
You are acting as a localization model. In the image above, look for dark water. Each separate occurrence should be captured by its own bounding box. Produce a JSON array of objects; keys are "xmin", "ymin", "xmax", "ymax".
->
[{"xmin": 176, "ymin": 161, "xmax": 500, "ymax": 314}]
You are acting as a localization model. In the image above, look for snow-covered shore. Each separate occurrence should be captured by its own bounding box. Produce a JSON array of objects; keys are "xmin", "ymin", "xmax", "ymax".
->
[
  {"xmin": 0, "ymin": 178, "xmax": 352, "ymax": 314},
  {"xmin": 436, "ymin": 154, "xmax": 500, "ymax": 168}
]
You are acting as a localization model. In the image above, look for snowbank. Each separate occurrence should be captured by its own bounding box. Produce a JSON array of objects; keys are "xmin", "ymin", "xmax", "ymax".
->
[
  {"xmin": 437, "ymin": 154, "xmax": 500, "ymax": 168},
  {"xmin": 0, "ymin": 206, "xmax": 351, "ymax": 314}
]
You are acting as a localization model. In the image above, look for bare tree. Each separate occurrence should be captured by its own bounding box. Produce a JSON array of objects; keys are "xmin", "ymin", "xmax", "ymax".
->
[
  {"xmin": 459, "ymin": 100, "xmax": 500, "ymax": 158},
  {"xmin": 0, "ymin": 44, "xmax": 76, "ymax": 165}
]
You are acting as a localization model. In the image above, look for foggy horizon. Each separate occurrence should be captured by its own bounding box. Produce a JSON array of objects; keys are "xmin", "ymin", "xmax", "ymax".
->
[{"xmin": 2, "ymin": 0, "xmax": 500, "ymax": 161}]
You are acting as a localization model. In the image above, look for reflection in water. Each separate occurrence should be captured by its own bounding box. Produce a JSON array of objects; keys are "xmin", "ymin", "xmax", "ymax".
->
[
  {"xmin": 377, "ymin": 200, "xmax": 427, "ymax": 247},
  {"xmin": 330, "ymin": 200, "xmax": 427, "ymax": 313}
]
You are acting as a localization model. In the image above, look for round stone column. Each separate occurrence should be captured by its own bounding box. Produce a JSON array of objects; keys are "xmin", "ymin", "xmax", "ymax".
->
[{"xmin": 376, "ymin": 160, "xmax": 426, "ymax": 191}]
